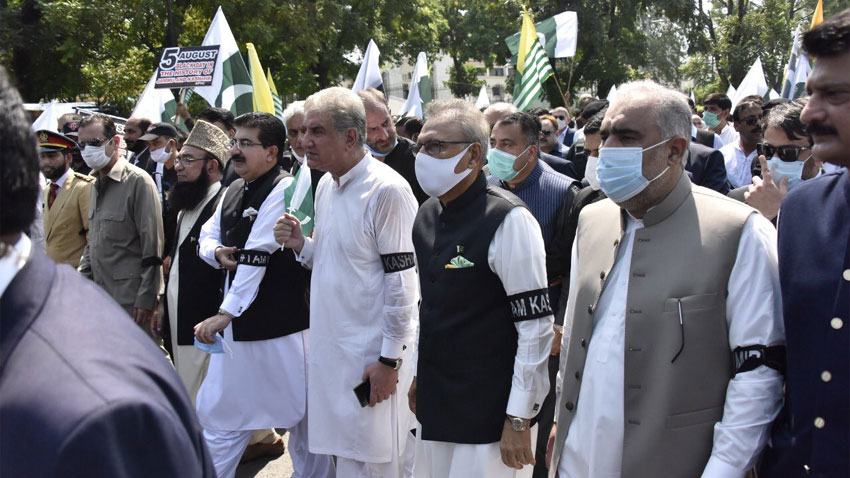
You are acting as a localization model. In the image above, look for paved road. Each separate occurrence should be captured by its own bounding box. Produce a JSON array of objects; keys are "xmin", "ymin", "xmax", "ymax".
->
[{"xmin": 235, "ymin": 432, "xmax": 293, "ymax": 478}]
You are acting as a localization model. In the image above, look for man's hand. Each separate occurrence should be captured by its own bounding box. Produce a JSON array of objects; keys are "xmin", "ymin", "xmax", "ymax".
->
[
  {"xmin": 214, "ymin": 246, "xmax": 238, "ymax": 272},
  {"xmin": 176, "ymin": 102, "xmax": 191, "ymax": 120},
  {"xmin": 546, "ymin": 423, "xmax": 557, "ymax": 469},
  {"xmin": 408, "ymin": 377, "xmax": 417, "ymax": 415},
  {"xmin": 550, "ymin": 325, "xmax": 563, "ymax": 356},
  {"xmin": 362, "ymin": 361, "xmax": 398, "ymax": 407},
  {"xmin": 194, "ymin": 311, "xmax": 233, "ymax": 344},
  {"xmin": 133, "ymin": 308, "xmax": 154, "ymax": 326},
  {"xmin": 273, "ymin": 213, "xmax": 305, "ymax": 252},
  {"xmin": 500, "ymin": 419, "xmax": 536, "ymax": 470},
  {"xmin": 162, "ymin": 255, "xmax": 172, "ymax": 278},
  {"xmin": 745, "ymin": 155, "xmax": 787, "ymax": 221},
  {"xmin": 150, "ymin": 300, "xmax": 165, "ymax": 338}
]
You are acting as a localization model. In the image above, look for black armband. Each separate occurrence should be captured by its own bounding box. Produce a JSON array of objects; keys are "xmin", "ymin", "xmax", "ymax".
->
[
  {"xmin": 141, "ymin": 256, "xmax": 163, "ymax": 267},
  {"xmin": 380, "ymin": 252, "xmax": 415, "ymax": 273},
  {"xmin": 507, "ymin": 288, "xmax": 553, "ymax": 322},
  {"xmin": 236, "ymin": 249, "xmax": 270, "ymax": 267},
  {"xmin": 734, "ymin": 345, "xmax": 786, "ymax": 374}
]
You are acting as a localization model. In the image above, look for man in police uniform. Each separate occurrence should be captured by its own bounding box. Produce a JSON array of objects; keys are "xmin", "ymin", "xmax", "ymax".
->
[
  {"xmin": 409, "ymin": 100, "xmax": 554, "ymax": 477},
  {"xmin": 37, "ymin": 130, "xmax": 93, "ymax": 268},
  {"xmin": 194, "ymin": 112, "xmax": 332, "ymax": 478}
]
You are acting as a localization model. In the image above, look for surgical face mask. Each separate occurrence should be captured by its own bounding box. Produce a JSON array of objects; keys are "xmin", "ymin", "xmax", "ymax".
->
[
  {"xmin": 414, "ymin": 144, "xmax": 474, "ymax": 197},
  {"xmin": 487, "ymin": 146, "xmax": 531, "ymax": 182},
  {"xmin": 557, "ymin": 118, "xmax": 567, "ymax": 131},
  {"xmin": 767, "ymin": 156, "xmax": 806, "ymax": 191},
  {"xmin": 150, "ymin": 140, "xmax": 174, "ymax": 164},
  {"xmin": 80, "ymin": 144, "xmax": 112, "ymax": 171},
  {"xmin": 702, "ymin": 111, "xmax": 721, "ymax": 129},
  {"xmin": 585, "ymin": 155, "xmax": 601, "ymax": 191},
  {"xmin": 596, "ymin": 138, "xmax": 672, "ymax": 202}
]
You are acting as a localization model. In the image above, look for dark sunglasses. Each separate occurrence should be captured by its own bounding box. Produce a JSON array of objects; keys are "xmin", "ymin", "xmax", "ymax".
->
[
  {"xmin": 757, "ymin": 143, "xmax": 811, "ymax": 162},
  {"xmin": 77, "ymin": 138, "xmax": 108, "ymax": 150},
  {"xmin": 740, "ymin": 116, "xmax": 763, "ymax": 127}
]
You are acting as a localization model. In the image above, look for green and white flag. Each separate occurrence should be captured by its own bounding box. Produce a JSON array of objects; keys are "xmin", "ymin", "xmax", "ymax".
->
[
  {"xmin": 284, "ymin": 164, "xmax": 314, "ymax": 237},
  {"xmin": 506, "ymin": 11, "xmax": 578, "ymax": 63},
  {"xmin": 512, "ymin": 10, "xmax": 554, "ymax": 111},
  {"xmin": 132, "ymin": 68, "xmax": 178, "ymax": 124},
  {"xmin": 399, "ymin": 52, "xmax": 431, "ymax": 119},
  {"xmin": 193, "ymin": 7, "xmax": 253, "ymax": 116}
]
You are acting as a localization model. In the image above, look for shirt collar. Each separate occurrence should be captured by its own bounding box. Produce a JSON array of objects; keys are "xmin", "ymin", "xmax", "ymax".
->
[
  {"xmin": 53, "ymin": 168, "xmax": 71, "ymax": 188},
  {"xmin": 335, "ymin": 151, "xmax": 371, "ymax": 190},
  {"xmin": 640, "ymin": 171, "xmax": 692, "ymax": 228},
  {"xmin": 102, "ymin": 158, "xmax": 127, "ymax": 182}
]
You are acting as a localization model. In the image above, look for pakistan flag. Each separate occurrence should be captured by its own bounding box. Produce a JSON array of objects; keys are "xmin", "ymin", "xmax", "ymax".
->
[{"xmin": 193, "ymin": 7, "xmax": 253, "ymax": 116}]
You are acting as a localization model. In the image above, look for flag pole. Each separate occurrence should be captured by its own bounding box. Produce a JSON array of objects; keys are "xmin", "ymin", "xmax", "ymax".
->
[{"xmin": 549, "ymin": 69, "xmax": 568, "ymax": 106}]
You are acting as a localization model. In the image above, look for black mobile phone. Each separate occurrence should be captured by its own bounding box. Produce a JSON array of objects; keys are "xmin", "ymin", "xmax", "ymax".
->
[{"xmin": 354, "ymin": 378, "xmax": 371, "ymax": 407}]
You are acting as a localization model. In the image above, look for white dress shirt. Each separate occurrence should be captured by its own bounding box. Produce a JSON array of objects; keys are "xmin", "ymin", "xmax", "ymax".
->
[
  {"xmin": 718, "ymin": 123, "xmax": 739, "ymax": 147},
  {"xmin": 558, "ymin": 213, "xmax": 784, "ymax": 478},
  {"xmin": 692, "ymin": 124, "xmax": 724, "ymax": 150},
  {"xmin": 0, "ymin": 234, "xmax": 32, "ymax": 298},
  {"xmin": 296, "ymin": 152, "xmax": 419, "ymax": 462},
  {"xmin": 721, "ymin": 141, "xmax": 758, "ymax": 189}
]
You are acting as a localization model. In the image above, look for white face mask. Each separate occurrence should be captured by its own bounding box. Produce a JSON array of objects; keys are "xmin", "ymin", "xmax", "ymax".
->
[
  {"xmin": 291, "ymin": 148, "xmax": 304, "ymax": 163},
  {"xmin": 414, "ymin": 144, "xmax": 474, "ymax": 198},
  {"xmin": 81, "ymin": 143, "xmax": 112, "ymax": 171},
  {"xmin": 557, "ymin": 118, "xmax": 567, "ymax": 131},
  {"xmin": 149, "ymin": 140, "xmax": 173, "ymax": 164},
  {"xmin": 585, "ymin": 155, "xmax": 601, "ymax": 191}
]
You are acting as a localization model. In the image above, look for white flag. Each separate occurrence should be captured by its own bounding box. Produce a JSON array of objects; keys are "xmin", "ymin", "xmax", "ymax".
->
[
  {"xmin": 193, "ymin": 7, "xmax": 253, "ymax": 115},
  {"xmin": 726, "ymin": 84, "xmax": 737, "ymax": 98},
  {"xmin": 475, "ymin": 84, "xmax": 490, "ymax": 110},
  {"xmin": 399, "ymin": 52, "xmax": 431, "ymax": 119},
  {"xmin": 352, "ymin": 39, "xmax": 383, "ymax": 92},
  {"xmin": 131, "ymin": 69, "xmax": 177, "ymax": 123},
  {"xmin": 731, "ymin": 58, "xmax": 769, "ymax": 110},
  {"xmin": 31, "ymin": 100, "xmax": 73, "ymax": 132},
  {"xmin": 607, "ymin": 84, "xmax": 618, "ymax": 101}
]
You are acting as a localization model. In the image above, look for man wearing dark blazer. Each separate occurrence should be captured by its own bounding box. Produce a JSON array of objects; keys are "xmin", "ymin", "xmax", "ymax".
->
[
  {"xmin": 685, "ymin": 141, "xmax": 730, "ymax": 194},
  {"xmin": 0, "ymin": 66, "xmax": 215, "ymax": 478}
]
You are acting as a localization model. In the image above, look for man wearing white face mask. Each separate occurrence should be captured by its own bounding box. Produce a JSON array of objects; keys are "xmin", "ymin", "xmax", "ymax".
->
[
  {"xmin": 547, "ymin": 81, "xmax": 784, "ymax": 478},
  {"xmin": 407, "ymin": 100, "xmax": 554, "ymax": 478},
  {"xmin": 77, "ymin": 114, "xmax": 165, "ymax": 339},
  {"xmin": 140, "ymin": 122, "xmax": 180, "ymax": 261}
]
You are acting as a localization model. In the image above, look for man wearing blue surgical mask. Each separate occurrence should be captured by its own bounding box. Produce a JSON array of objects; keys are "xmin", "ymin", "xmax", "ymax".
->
[
  {"xmin": 547, "ymin": 80, "xmax": 784, "ymax": 478},
  {"xmin": 728, "ymin": 99, "xmax": 820, "ymax": 221}
]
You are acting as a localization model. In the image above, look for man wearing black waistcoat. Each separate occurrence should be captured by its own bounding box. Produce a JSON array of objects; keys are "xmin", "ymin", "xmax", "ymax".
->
[
  {"xmin": 408, "ymin": 100, "xmax": 554, "ymax": 477},
  {"xmin": 193, "ymin": 112, "xmax": 333, "ymax": 478}
]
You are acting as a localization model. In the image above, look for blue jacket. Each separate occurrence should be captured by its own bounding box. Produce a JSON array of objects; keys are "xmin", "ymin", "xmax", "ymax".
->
[{"xmin": 760, "ymin": 169, "xmax": 849, "ymax": 477}]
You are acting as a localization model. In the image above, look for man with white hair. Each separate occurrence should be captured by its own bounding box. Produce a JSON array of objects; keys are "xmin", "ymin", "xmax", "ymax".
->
[
  {"xmin": 282, "ymin": 100, "xmax": 324, "ymax": 194},
  {"xmin": 274, "ymin": 87, "xmax": 419, "ymax": 477},
  {"xmin": 546, "ymin": 80, "xmax": 784, "ymax": 478}
]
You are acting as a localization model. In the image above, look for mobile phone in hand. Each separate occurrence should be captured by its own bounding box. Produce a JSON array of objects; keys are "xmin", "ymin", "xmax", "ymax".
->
[{"xmin": 354, "ymin": 378, "xmax": 371, "ymax": 407}]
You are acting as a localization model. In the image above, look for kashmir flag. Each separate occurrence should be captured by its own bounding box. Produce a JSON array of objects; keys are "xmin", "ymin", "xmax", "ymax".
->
[
  {"xmin": 284, "ymin": 165, "xmax": 314, "ymax": 236},
  {"xmin": 399, "ymin": 52, "xmax": 431, "ymax": 119},
  {"xmin": 781, "ymin": 28, "xmax": 803, "ymax": 98},
  {"xmin": 352, "ymin": 39, "xmax": 383, "ymax": 92},
  {"xmin": 246, "ymin": 43, "xmax": 275, "ymax": 114},
  {"xmin": 506, "ymin": 11, "xmax": 578, "ymax": 63},
  {"xmin": 730, "ymin": 58, "xmax": 769, "ymax": 109},
  {"xmin": 512, "ymin": 10, "xmax": 554, "ymax": 112},
  {"xmin": 811, "ymin": 0, "xmax": 823, "ymax": 29},
  {"xmin": 267, "ymin": 69, "xmax": 284, "ymax": 121},
  {"xmin": 475, "ymin": 84, "xmax": 490, "ymax": 110},
  {"xmin": 193, "ymin": 7, "xmax": 253, "ymax": 116},
  {"xmin": 132, "ymin": 69, "xmax": 178, "ymax": 125}
]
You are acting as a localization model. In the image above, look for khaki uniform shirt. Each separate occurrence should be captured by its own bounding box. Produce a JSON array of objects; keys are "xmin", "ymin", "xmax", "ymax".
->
[
  {"xmin": 42, "ymin": 170, "xmax": 93, "ymax": 268},
  {"xmin": 79, "ymin": 159, "xmax": 163, "ymax": 311}
]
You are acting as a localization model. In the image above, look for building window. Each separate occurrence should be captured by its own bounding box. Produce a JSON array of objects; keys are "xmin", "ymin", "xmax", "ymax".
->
[
  {"xmin": 476, "ymin": 69, "xmax": 488, "ymax": 77},
  {"xmin": 493, "ymin": 68, "xmax": 505, "ymax": 77},
  {"xmin": 403, "ymin": 85, "xmax": 409, "ymax": 98},
  {"xmin": 492, "ymin": 86, "xmax": 502, "ymax": 98}
]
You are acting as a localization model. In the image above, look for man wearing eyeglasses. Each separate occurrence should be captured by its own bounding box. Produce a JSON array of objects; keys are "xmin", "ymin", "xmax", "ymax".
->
[
  {"xmin": 550, "ymin": 106, "xmax": 576, "ymax": 148},
  {"xmin": 194, "ymin": 112, "xmax": 332, "ymax": 478},
  {"xmin": 76, "ymin": 114, "xmax": 165, "ymax": 338},
  {"xmin": 719, "ymin": 99, "xmax": 765, "ymax": 189},
  {"xmin": 538, "ymin": 115, "xmax": 570, "ymax": 161}
]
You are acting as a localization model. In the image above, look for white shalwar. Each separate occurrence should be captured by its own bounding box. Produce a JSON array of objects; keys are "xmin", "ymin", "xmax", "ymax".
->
[
  {"xmin": 413, "ymin": 208, "xmax": 554, "ymax": 478},
  {"xmin": 166, "ymin": 182, "xmax": 220, "ymax": 404},
  {"xmin": 197, "ymin": 175, "xmax": 332, "ymax": 478},
  {"xmin": 557, "ymin": 213, "xmax": 784, "ymax": 478},
  {"xmin": 295, "ymin": 153, "xmax": 419, "ymax": 475}
]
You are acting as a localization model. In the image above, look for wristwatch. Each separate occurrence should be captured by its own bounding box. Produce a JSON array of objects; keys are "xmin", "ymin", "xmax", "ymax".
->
[
  {"xmin": 378, "ymin": 356, "xmax": 403, "ymax": 370},
  {"xmin": 506, "ymin": 414, "xmax": 530, "ymax": 432}
]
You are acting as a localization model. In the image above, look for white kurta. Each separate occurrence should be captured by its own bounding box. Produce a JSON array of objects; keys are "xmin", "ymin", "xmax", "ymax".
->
[
  {"xmin": 414, "ymin": 207, "xmax": 554, "ymax": 478},
  {"xmin": 295, "ymin": 152, "xmax": 419, "ymax": 463},
  {"xmin": 718, "ymin": 123, "xmax": 739, "ymax": 147},
  {"xmin": 557, "ymin": 213, "xmax": 785, "ymax": 478},
  {"xmin": 721, "ymin": 142, "xmax": 758, "ymax": 189},
  {"xmin": 196, "ymin": 175, "xmax": 308, "ymax": 431},
  {"xmin": 166, "ymin": 182, "xmax": 221, "ymax": 404}
]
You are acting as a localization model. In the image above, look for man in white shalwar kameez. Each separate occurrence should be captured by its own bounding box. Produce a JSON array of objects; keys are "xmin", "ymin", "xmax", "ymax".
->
[
  {"xmin": 274, "ymin": 87, "xmax": 419, "ymax": 478},
  {"xmin": 194, "ymin": 112, "xmax": 333, "ymax": 478}
]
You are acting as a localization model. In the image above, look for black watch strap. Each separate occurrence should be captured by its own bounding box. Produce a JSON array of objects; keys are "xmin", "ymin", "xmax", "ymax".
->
[{"xmin": 378, "ymin": 356, "xmax": 402, "ymax": 370}]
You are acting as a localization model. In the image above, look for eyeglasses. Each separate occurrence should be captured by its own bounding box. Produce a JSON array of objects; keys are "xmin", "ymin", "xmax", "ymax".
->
[
  {"xmin": 77, "ymin": 138, "xmax": 107, "ymax": 150},
  {"xmin": 175, "ymin": 155, "xmax": 208, "ymax": 166},
  {"xmin": 554, "ymin": 115, "xmax": 567, "ymax": 121},
  {"xmin": 740, "ymin": 116, "xmax": 763, "ymax": 127},
  {"xmin": 228, "ymin": 138, "xmax": 267, "ymax": 150},
  {"xmin": 413, "ymin": 140, "xmax": 474, "ymax": 156},
  {"xmin": 540, "ymin": 130, "xmax": 555, "ymax": 137},
  {"xmin": 757, "ymin": 143, "xmax": 811, "ymax": 162}
]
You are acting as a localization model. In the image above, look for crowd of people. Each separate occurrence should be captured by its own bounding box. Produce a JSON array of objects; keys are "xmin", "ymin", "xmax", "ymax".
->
[{"xmin": 0, "ymin": 7, "xmax": 847, "ymax": 478}]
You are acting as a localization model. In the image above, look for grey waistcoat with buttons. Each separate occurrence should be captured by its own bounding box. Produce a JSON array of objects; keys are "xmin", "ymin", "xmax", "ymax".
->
[{"xmin": 550, "ymin": 172, "xmax": 754, "ymax": 478}]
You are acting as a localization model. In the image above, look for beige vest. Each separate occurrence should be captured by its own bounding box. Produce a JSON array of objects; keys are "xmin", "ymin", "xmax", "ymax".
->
[{"xmin": 551, "ymin": 173, "xmax": 754, "ymax": 478}]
